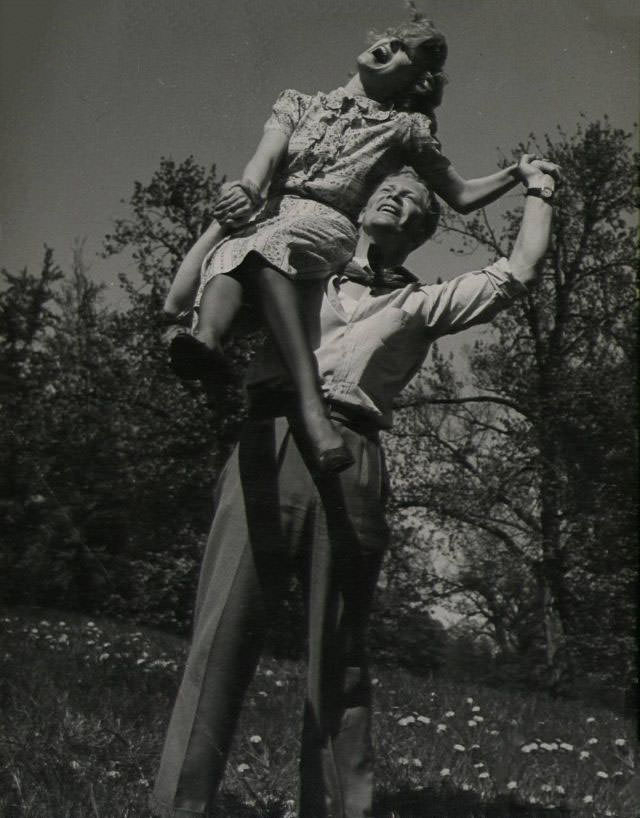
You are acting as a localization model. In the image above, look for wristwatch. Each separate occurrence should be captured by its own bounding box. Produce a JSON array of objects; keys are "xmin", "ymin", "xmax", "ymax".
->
[{"xmin": 526, "ymin": 186, "xmax": 555, "ymax": 204}]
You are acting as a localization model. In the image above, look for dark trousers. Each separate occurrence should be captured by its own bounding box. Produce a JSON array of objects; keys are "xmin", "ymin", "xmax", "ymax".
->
[{"xmin": 151, "ymin": 410, "xmax": 389, "ymax": 818}]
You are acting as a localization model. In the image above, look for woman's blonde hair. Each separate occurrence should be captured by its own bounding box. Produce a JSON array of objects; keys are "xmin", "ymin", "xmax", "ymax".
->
[{"xmin": 369, "ymin": 5, "xmax": 448, "ymax": 124}]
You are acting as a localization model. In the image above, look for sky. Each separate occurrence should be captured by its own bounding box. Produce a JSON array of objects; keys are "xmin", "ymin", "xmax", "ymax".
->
[{"xmin": 1, "ymin": 0, "xmax": 638, "ymax": 302}]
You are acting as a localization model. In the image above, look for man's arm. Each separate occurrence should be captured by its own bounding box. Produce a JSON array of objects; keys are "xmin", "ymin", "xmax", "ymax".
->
[{"xmin": 508, "ymin": 156, "xmax": 559, "ymax": 286}]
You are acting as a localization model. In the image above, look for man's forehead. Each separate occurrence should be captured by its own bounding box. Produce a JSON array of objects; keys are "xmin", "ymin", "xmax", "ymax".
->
[{"xmin": 370, "ymin": 173, "xmax": 429, "ymax": 199}]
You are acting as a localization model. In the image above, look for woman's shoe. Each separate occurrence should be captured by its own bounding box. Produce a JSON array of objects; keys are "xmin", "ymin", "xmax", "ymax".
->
[
  {"xmin": 301, "ymin": 407, "xmax": 355, "ymax": 473},
  {"xmin": 314, "ymin": 442, "xmax": 354, "ymax": 473},
  {"xmin": 169, "ymin": 334, "xmax": 232, "ymax": 383}
]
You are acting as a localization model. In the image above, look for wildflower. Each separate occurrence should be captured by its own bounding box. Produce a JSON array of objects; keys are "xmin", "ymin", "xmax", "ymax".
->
[
  {"xmin": 275, "ymin": 680, "xmax": 285, "ymax": 687},
  {"xmin": 467, "ymin": 720, "xmax": 478, "ymax": 727},
  {"xmin": 471, "ymin": 705, "xmax": 481, "ymax": 713},
  {"xmin": 264, "ymin": 669, "xmax": 274, "ymax": 677},
  {"xmin": 70, "ymin": 760, "xmax": 81, "ymax": 771},
  {"xmin": 474, "ymin": 715, "xmax": 484, "ymax": 722},
  {"xmin": 453, "ymin": 744, "xmax": 466, "ymax": 752},
  {"xmin": 587, "ymin": 737, "xmax": 598, "ymax": 745},
  {"xmin": 489, "ymin": 729, "xmax": 499, "ymax": 736},
  {"xmin": 478, "ymin": 771, "xmax": 489, "ymax": 779},
  {"xmin": 398, "ymin": 756, "xmax": 409, "ymax": 766},
  {"xmin": 542, "ymin": 784, "xmax": 552, "ymax": 792},
  {"xmin": 412, "ymin": 758, "xmax": 423, "ymax": 768},
  {"xmin": 579, "ymin": 751, "xmax": 590, "ymax": 760},
  {"xmin": 440, "ymin": 768, "xmax": 450, "ymax": 777},
  {"xmin": 461, "ymin": 783, "xmax": 470, "ymax": 791},
  {"xmin": 470, "ymin": 743, "xmax": 480, "ymax": 750},
  {"xmin": 507, "ymin": 781, "xmax": 517, "ymax": 790},
  {"xmin": 560, "ymin": 742, "xmax": 574, "ymax": 751},
  {"xmin": 612, "ymin": 770, "xmax": 624, "ymax": 778},
  {"xmin": 98, "ymin": 652, "xmax": 109, "ymax": 661},
  {"xmin": 473, "ymin": 762, "xmax": 485, "ymax": 769},
  {"xmin": 586, "ymin": 717, "xmax": 596, "ymax": 724},
  {"xmin": 105, "ymin": 770, "xmax": 120, "ymax": 779},
  {"xmin": 436, "ymin": 724, "xmax": 447, "ymax": 733},
  {"xmin": 398, "ymin": 715, "xmax": 416, "ymax": 726},
  {"xmin": 555, "ymin": 785, "xmax": 565, "ymax": 795},
  {"xmin": 445, "ymin": 710, "xmax": 455, "ymax": 718},
  {"xmin": 596, "ymin": 771, "xmax": 609, "ymax": 779},
  {"xmin": 138, "ymin": 778, "xmax": 150, "ymax": 787},
  {"xmin": 237, "ymin": 763, "xmax": 250, "ymax": 773},
  {"xmin": 466, "ymin": 697, "xmax": 474, "ymax": 704},
  {"xmin": 249, "ymin": 735, "xmax": 262, "ymax": 744},
  {"xmin": 371, "ymin": 678, "xmax": 380, "ymax": 686},
  {"xmin": 614, "ymin": 738, "xmax": 626, "ymax": 747},
  {"xmin": 87, "ymin": 621, "xmax": 95, "ymax": 627},
  {"xmin": 258, "ymin": 690, "xmax": 268, "ymax": 697},
  {"xmin": 417, "ymin": 715, "xmax": 431, "ymax": 725},
  {"xmin": 58, "ymin": 634, "xmax": 69, "ymax": 644},
  {"xmin": 529, "ymin": 796, "xmax": 538, "ymax": 804},
  {"xmin": 540, "ymin": 742, "xmax": 557, "ymax": 751},
  {"xmin": 583, "ymin": 795, "xmax": 593, "ymax": 804}
]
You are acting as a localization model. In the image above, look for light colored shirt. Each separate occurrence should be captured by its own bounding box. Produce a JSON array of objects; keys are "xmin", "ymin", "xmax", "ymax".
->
[{"xmin": 247, "ymin": 257, "xmax": 527, "ymax": 428}]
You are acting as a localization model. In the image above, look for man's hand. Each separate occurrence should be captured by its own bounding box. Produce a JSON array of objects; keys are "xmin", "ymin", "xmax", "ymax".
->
[{"xmin": 212, "ymin": 181, "xmax": 256, "ymax": 228}]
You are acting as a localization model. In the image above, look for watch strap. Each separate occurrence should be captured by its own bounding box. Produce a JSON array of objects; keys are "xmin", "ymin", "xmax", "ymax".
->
[{"xmin": 526, "ymin": 186, "xmax": 554, "ymax": 203}]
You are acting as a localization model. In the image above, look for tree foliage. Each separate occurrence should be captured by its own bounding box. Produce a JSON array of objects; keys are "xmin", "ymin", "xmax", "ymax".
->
[{"xmin": 385, "ymin": 118, "xmax": 638, "ymax": 696}]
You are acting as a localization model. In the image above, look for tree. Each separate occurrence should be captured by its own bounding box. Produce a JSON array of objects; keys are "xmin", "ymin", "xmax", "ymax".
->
[{"xmin": 385, "ymin": 118, "xmax": 638, "ymax": 695}]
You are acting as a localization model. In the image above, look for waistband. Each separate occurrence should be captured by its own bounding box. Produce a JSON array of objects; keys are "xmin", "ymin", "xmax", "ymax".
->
[{"xmin": 247, "ymin": 389, "xmax": 381, "ymax": 440}]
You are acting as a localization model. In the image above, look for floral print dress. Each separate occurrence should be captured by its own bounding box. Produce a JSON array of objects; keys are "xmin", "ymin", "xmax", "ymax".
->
[{"xmin": 198, "ymin": 87, "xmax": 451, "ymax": 295}]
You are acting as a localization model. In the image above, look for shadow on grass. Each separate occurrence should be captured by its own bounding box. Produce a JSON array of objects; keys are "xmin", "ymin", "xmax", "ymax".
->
[
  {"xmin": 209, "ymin": 791, "xmax": 291, "ymax": 818},
  {"xmin": 203, "ymin": 786, "xmax": 575, "ymax": 818},
  {"xmin": 374, "ymin": 785, "xmax": 572, "ymax": 818}
]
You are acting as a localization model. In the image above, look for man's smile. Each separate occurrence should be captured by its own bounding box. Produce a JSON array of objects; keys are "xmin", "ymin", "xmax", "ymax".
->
[{"xmin": 377, "ymin": 200, "xmax": 401, "ymax": 216}]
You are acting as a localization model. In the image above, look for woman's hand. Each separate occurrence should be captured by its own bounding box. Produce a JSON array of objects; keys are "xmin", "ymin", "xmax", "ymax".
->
[
  {"xmin": 518, "ymin": 154, "xmax": 561, "ymax": 189},
  {"xmin": 213, "ymin": 181, "xmax": 256, "ymax": 228},
  {"xmin": 514, "ymin": 153, "xmax": 561, "ymax": 185}
]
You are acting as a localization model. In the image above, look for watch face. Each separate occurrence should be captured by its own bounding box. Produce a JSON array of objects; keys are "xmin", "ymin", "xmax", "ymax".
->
[{"xmin": 540, "ymin": 187, "xmax": 554, "ymax": 199}]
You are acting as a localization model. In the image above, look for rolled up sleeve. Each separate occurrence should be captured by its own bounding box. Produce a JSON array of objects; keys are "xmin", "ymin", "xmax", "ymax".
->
[{"xmin": 420, "ymin": 258, "xmax": 528, "ymax": 336}]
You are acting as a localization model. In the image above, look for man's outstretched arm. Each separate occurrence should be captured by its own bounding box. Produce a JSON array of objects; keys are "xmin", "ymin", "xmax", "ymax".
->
[{"xmin": 509, "ymin": 155, "xmax": 560, "ymax": 286}]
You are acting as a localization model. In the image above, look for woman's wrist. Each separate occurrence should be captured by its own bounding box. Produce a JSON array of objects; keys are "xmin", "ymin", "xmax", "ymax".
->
[{"xmin": 235, "ymin": 178, "xmax": 264, "ymax": 208}]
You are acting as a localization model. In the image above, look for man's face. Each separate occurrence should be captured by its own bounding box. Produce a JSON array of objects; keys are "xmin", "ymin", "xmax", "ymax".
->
[{"xmin": 360, "ymin": 174, "xmax": 431, "ymax": 252}]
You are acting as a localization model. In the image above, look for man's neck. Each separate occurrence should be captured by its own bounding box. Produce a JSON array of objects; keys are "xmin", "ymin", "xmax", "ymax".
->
[{"xmin": 353, "ymin": 232, "xmax": 408, "ymax": 271}]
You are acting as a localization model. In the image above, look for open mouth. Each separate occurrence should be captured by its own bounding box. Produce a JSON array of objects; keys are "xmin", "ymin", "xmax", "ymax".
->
[
  {"xmin": 378, "ymin": 201, "xmax": 400, "ymax": 216},
  {"xmin": 371, "ymin": 44, "xmax": 391, "ymax": 65}
]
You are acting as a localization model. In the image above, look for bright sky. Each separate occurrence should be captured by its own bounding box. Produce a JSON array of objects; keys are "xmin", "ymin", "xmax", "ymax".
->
[{"xmin": 1, "ymin": 0, "xmax": 637, "ymax": 298}]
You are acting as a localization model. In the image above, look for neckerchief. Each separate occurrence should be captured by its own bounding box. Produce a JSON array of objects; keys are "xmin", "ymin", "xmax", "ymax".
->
[{"xmin": 341, "ymin": 257, "xmax": 418, "ymax": 293}]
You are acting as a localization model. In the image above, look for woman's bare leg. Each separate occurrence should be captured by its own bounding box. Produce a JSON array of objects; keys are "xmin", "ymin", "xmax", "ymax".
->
[
  {"xmin": 194, "ymin": 273, "xmax": 244, "ymax": 351},
  {"xmin": 253, "ymin": 265, "xmax": 352, "ymax": 471},
  {"xmin": 168, "ymin": 273, "xmax": 243, "ymax": 381}
]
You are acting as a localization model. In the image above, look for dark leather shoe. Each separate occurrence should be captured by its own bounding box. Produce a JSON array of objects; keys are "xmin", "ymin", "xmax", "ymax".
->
[{"xmin": 169, "ymin": 334, "xmax": 232, "ymax": 383}]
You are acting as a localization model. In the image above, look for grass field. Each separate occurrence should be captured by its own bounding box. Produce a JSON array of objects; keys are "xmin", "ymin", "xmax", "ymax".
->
[{"xmin": 0, "ymin": 608, "xmax": 636, "ymax": 817}]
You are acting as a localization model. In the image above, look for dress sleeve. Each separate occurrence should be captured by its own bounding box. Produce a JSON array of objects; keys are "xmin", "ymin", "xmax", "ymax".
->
[
  {"xmin": 419, "ymin": 258, "xmax": 528, "ymax": 335},
  {"xmin": 263, "ymin": 89, "xmax": 311, "ymax": 138},
  {"xmin": 405, "ymin": 113, "xmax": 452, "ymax": 185}
]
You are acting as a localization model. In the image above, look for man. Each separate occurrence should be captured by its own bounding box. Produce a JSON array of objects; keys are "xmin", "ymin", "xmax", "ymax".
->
[{"xmin": 151, "ymin": 155, "xmax": 558, "ymax": 818}]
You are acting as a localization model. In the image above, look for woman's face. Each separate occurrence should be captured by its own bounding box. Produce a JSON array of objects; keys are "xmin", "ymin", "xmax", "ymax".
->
[{"xmin": 356, "ymin": 37, "xmax": 420, "ymax": 100}]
